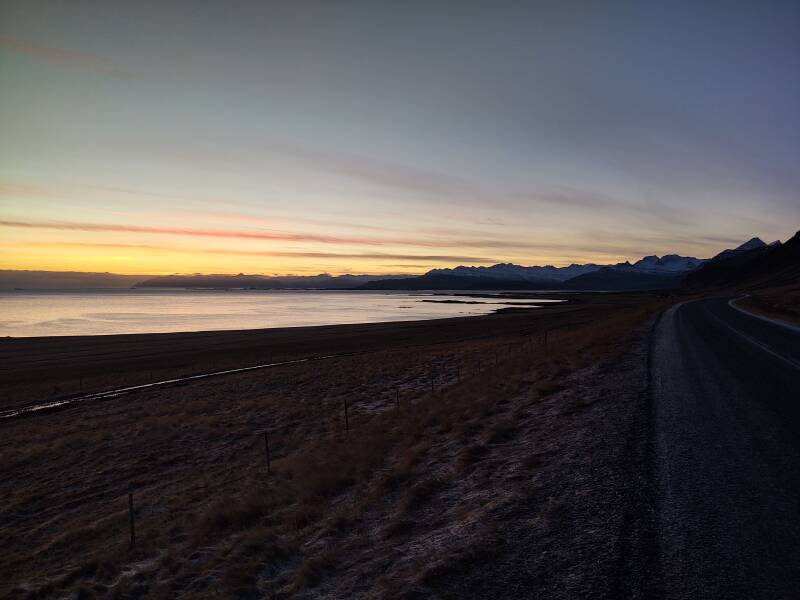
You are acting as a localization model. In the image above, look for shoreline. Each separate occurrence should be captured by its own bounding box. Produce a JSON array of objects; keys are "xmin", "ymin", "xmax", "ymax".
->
[
  {"xmin": 0, "ymin": 292, "xmax": 645, "ymax": 410},
  {"xmin": 0, "ymin": 289, "xmax": 569, "ymax": 340},
  {"xmin": 0, "ymin": 291, "xmax": 657, "ymax": 411},
  {"xmin": 0, "ymin": 303, "xmax": 574, "ymax": 409}
]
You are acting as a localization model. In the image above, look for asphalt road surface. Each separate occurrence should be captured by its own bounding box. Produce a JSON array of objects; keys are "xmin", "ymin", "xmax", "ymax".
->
[{"xmin": 652, "ymin": 297, "xmax": 800, "ymax": 599}]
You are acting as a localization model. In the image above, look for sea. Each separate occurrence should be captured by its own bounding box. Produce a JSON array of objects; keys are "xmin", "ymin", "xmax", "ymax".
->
[{"xmin": 0, "ymin": 289, "xmax": 560, "ymax": 337}]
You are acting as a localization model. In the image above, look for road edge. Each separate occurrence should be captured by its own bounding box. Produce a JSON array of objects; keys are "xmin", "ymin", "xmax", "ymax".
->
[
  {"xmin": 611, "ymin": 308, "xmax": 665, "ymax": 599},
  {"xmin": 728, "ymin": 296, "xmax": 800, "ymax": 334}
]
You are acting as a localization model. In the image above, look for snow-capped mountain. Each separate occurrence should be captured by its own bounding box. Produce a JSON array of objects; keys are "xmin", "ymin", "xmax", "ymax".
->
[
  {"xmin": 631, "ymin": 254, "xmax": 704, "ymax": 273},
  {"xmin": 710, "ymin": 237, "xmax": 770, "ymax": 261},
  {"xmin": 427, "ymin": 251, "xmax": 705, "ymax": 283},
  {"xmin": 363, "ymin": 236, "xmax": 773, "ymax": 291},
  {"xmin": 428, "ymin": 263, "xmax": 601, "ymax": 283},
  {"xmin": 736, "ymin": 237, "xmax": 767, "ymax": 252}
]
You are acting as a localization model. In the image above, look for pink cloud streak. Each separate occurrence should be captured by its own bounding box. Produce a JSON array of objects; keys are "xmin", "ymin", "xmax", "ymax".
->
[
  {"xmin": 2, "ymin": 219, "xmax": 503, "ymax": 251},
  {"xmin": 10, "ymin": 241, "xmax": 495, "ymax": 264},
  {"xmin": 0, "ymin": 36, "xmax": 142, "ymax": 79}
]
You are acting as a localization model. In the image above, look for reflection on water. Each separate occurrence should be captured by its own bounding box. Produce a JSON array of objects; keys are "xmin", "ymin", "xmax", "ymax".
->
[{"xmin": 0, "ymin": 290, "xmax": 561, "ymax": 337}]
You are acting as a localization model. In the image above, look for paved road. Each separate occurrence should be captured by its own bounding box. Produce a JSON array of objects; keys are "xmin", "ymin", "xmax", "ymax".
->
[{"xmin": 652, "ymin": 297, "xmax": 800, "ymax": 599}]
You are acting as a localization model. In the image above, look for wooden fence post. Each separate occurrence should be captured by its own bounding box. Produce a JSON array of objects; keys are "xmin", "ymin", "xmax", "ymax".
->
[
  {"xmin": 263, "ymin": 431, "xmax": 271, "ymax": 474},
  {"xmin": 128, "ymin": 492, "xmax": 136, "ymax": 549}
]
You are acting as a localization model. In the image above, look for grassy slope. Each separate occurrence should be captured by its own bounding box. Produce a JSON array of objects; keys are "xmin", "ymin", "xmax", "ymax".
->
[{"xmin": 739, "ymin": 283, "xmax": 800, "ymax": 326}]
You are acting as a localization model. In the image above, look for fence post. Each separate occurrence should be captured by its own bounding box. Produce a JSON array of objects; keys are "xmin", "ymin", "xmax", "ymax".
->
[
  {"xmin": 344, "ymin": 397, "xmax": 350, "ymax": 433},
  {"xmin": 396, "ymin": 388, "xmax": 400, "ymax": 413},
  {"xmin": 128, "ymin": 492, "xmax": 136, "ymax": 549},
  {"xmin": 263, "ymin": 431, "xmax": 271, "ymax": 474}
]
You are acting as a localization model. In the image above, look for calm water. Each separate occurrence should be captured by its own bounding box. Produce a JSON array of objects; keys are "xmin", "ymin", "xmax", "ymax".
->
[{"xmin": 0, "ymin": 290, "xmax": 559, "ymax": 337}]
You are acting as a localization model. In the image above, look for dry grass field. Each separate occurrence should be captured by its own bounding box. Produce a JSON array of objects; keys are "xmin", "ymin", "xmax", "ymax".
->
[
  {"xmin": 740, "ymin": 283, "xmax": 800, "ymax": 325},
  {"xmin": 1, "ymin": 293, "xmax": 669, "ymax": 598}
]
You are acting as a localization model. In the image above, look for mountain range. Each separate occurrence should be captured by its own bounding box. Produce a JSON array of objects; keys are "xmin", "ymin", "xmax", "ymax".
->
[
  {"xmin": 362, "ymin": 237, "xmax": 783, "ymax": 291},
  {"xmin": 0, "ymin": 270, "xmax": 146, "ymax": 290},
  {"xmin": 685, "ymin": 233, "xmax": 798, "ymax": 290},
  {"xmin": 134, "ymin": 273, "xmax": 409, "ymax": 290},
  {"xmin": 2, "ymin": 234, "xmax": 794, "ymax": 291}
]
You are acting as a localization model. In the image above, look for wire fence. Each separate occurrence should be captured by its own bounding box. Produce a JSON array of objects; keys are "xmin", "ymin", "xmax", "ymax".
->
[
  {"xmin": 115, "ymin": 331, "xmax": 554, "ymax": 548},
  {"xmin": 5, "ymin": 328, "xmax": 556, "ymax": 573}
]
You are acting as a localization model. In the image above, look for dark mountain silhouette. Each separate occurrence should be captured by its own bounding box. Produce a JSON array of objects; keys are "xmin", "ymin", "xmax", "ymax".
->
[
  {"xmin": 361, "ymin": 268, "xmax": 683, "ymax": 291},
  {"xmin": 359, "ymin": 273, "xmax": 557, "ymax": 291},
  {"xmin": 561, "ymin": 267, "xmax": 682, "ymax": 291},
  {"xmin": 362, "ymin": 252, "xmax": 707, "ymax": 291},
  {"xmin": 427, "ymin": 262, "xmax": 598, "ymax": 283},
  {"xmin": 135, "ymin": 273, "xmax": 407, "ymax": 290},
  {"xmin": 0, "ymin": 270, "xmax": 146, "ymax": 290},
  {"xmin": 685, "ymin": 231, "xmax": 798, "ymax": 290},
  {"xmin": 361, "ymin": 235, "xmax": 792, "ymax": 291},
  {"xmin": 709, "ymin": 237, "xmax": 768, "ymax": 261}
]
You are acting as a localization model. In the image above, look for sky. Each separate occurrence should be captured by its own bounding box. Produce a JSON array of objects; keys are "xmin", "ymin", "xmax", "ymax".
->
[{"xmin": 1, "ymin": 1, "xmax": 798, "ymax": 275}]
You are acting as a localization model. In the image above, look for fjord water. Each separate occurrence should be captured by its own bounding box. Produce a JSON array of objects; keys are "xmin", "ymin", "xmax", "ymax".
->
[{"xmin": 0, "ymin": 289, "xmax": 557, "ymax": 337}]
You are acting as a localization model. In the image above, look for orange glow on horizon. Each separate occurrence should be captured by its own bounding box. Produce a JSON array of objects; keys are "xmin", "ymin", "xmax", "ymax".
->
[{"xmin": 0, "ymin": 241, "xmax": 617, "ymax": 276}]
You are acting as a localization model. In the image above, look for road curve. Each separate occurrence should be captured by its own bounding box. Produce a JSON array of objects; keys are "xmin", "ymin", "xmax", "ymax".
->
[{"xmin": 652, "ymin": 296, "xmax": 800, "ymax": 599}]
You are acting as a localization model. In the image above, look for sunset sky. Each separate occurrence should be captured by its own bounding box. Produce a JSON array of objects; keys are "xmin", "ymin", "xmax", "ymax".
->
[{"xmin": 1, "ymin": 1, "xmax": 799, "ymax": 275}]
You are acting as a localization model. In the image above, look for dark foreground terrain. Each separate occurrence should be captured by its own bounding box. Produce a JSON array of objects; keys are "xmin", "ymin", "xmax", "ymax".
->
[{"xmin": 2, "ymin": 291, "xmax": 799, "ymax": 598}]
